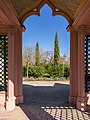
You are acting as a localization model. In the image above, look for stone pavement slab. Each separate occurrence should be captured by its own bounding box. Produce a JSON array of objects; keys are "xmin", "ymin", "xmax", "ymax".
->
[
  {"xmin": 0, "ymin": 106, "xmax": 30, "ymax": 120},
  {"xmin": 25, "ymin": 104, "xmax": 90, "ymax": 120}
]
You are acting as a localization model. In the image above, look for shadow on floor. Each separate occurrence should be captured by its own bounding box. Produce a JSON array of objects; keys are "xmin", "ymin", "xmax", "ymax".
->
[
  {"xmin": 23, "ymin": 83, "xmax": 69, "ymax": 106},
  {"xmin": 19, "ymin": 82, "xmax": 90, "ymax": 120}
]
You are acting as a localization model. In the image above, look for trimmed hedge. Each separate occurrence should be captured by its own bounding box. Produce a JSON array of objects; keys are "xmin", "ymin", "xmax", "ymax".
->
[{"xmin": 23, "ymin": 63, "xmax": 70, "ymax": 79}]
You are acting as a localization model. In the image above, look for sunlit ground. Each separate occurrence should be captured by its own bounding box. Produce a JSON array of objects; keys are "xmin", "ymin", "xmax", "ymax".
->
[
  {"xmin": 22, "ymin": 80, "xmax": 90, "ymax": 120},
  {"xmin": 0, "ymin": 80, "xmax": 90, "ymax": 120}
]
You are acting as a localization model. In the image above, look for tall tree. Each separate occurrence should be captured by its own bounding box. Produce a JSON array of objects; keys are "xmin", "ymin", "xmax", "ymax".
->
[
  {"xmin": 35, "ymin": 42, "xmax": 40, "ymax": 65},
  {"xmin": 54, "ymin": 32, "xmax": 60, "ymax": 65},
  {"xmin": 22, "ymin": 46, "xmax": 35, "ymax": 77},
  {"xmin": 22, "ymin": 47, "xmax": 30, "ymax": 78},
  {"xmin": 41, "ymin": 50, "xmax": 54, "ymax": 63}
]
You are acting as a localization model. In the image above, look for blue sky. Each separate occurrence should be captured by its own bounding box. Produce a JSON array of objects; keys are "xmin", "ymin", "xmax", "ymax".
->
[{"xmin": 22, "ymin": 4, "xmax": 70, "ymax": 57}]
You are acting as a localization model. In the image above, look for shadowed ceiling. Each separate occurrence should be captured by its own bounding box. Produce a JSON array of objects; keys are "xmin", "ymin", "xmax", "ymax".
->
[{"xmin": 8, "ymin": 0, "xmax": 86, "ymax": 23}]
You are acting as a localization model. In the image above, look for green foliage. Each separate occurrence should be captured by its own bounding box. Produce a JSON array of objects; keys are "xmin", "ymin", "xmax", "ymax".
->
[
  {"xmin": 23, "ymin": 63, "xmax": 70, "ymax": 79},
  {"xmin": 54, "ymin": 32, "xmax": 60, "ymax": 66},
  {"xmin": 22, "ymin": 66, "xmax": 27, "ymax": 77},
  {"xmin": 35, "ymin": 42, "xmax": 40, "ymax": 66},
  {"xmin": 23, "ymin": 37, "xmax": 70, "ymax": 79},
  {"xmin": 33, "ymin": 66, "xmax": 41, "ymax": 78},
  {"xmin": 45, "ymin": 63, "xmax": 52, "ymax": 76},
  {"xmin": 28, "ymin": 63, "xmax": 46, "ymax": 78},
  {"xmin": 51, "ymin": 64, "xmax": 63, "ymax": 78},
  {"xmin": 64, "ymin": 65, "xmax": 70, "ymax": 79},
  {"xmin": 43, "ymin": 73, "xmax": 50, "ymax": 78},
  {"xmin": 28, "ymin": 66, "xmax": 34, "ymax": 77}
]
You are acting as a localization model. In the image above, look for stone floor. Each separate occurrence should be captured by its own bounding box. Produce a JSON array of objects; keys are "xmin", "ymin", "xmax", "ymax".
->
[
  {"xmin": 25, "ymin": 104, "xmax": 90, "ymax": 120},
  {"xmin": 0, "ymin": 105, "xmax": 29, "ymax": 120},
  {"xmin": 0, "ymin": 81, "xmax": 90, "ymax": 120}
]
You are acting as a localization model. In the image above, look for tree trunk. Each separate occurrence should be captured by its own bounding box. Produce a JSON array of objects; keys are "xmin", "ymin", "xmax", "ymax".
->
[{"xmin": 27, "ymin": 65, "xmax": 28, "ymax": 78}]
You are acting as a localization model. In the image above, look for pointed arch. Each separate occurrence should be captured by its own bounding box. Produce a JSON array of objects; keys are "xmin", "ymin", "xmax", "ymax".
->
[{"xmin": 20, "ymin": 0, "xmax": 72, "ymax": 25}]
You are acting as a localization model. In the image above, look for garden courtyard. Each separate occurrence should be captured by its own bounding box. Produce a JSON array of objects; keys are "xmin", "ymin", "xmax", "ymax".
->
[{"xmin": 0, "ymin": 80, "xmax": 90, "ymax": 120}]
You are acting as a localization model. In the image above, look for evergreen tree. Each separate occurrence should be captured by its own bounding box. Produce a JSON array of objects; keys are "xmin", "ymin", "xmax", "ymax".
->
[
  {"xmin": 54, "ymin": 32, "xmax": 60, "ymax": 66},
  {"xmin": 35, "ymin": 42, "xmax": 40, "ymax": 65},
  {"xmin": 64, "ymin": 65, "xmax": 70, "ymax": 80}
]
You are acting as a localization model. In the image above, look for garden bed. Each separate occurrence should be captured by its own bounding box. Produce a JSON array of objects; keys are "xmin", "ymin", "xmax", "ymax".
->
[{"xmin": 23, "ymin": 77, "xmax": 69, "ymax": 81}]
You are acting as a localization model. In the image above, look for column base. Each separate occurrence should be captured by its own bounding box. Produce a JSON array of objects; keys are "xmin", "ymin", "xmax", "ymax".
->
[
  {"xmin": 0, "ymin": 91, "xmax": 5, "ymax": 106},
  {"xmin": 86, "ymin": 93, "xmax": 90, "ymax": 105},
  {"xmin": 76, "ymin": 96, "xmax": 87, "ymax": 111},
  {"xmin": 69, "ymin": 96, "xmax": 77, "ymax": 104},
  {"xmin": 16, "ymin": 95, "xmax": 23, "ymax": 104},
  {"xmin": 6, "ymin": 97, "xmax": 16, "ymax": 111}
]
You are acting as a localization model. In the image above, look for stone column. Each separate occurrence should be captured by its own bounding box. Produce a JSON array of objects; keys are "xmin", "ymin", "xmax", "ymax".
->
[
  {"xmin": 68, "ymin": 26, "xmax": 78, "ymax": 104},
  {"xmin": 6, "ymin": 29, "xmax": 16, "ymax": 111},
  {"xmin": 14, "ymin": 28, "xmax": 24, "ymax": 104},
  {"xmin": 76, "ymin": 26, "xmax": 87, "ymax": 111}
]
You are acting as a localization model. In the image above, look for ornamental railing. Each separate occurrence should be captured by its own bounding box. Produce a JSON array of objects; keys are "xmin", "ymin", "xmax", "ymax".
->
[
  {"xmin": 0, "ymin": 35, "xmax": 8, "ymax": 92},
  {"xmin": 84, "ymin": 35, "xmax": 90, "ymax": 92}
]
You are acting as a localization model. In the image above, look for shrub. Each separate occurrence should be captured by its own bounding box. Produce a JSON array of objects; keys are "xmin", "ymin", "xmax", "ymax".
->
[
  {"xmin": 64, "ymin": 65, "xmax": 70, "ymax": 79},
  {"xmin": 23, "ymin": 63, "xmax": 70, "ymax": 79},
  {"xmin": 22, "ymin": 66, "xmax": 27, "ymax": 77}
]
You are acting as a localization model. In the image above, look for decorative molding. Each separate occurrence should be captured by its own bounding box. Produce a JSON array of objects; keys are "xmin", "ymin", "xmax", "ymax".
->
[
  {"xmin": 8, "ymin": 0, "xmax": 84, "ymax": 24},
  {"xmin": 0, "ymin": 25, "xmax": 25, "ymax": 35},
  {"xmin": 78, "ymin": 25, "xmax": 90, "ymax": 35},
  {"xmin": 0, "ymin": 0, "xmax": 20, "ymax": 26},
  {"xmin": 6, "ymin": 0, "xmax": 88, "ymax": 28},
  {"xmin": 66, "ymin": 25, "xmax": 75, "ymax": 32},
  {"xmin": 74, "ymin": 0, "xmax": 87, "ymax": 19},
  {"xmin": 52, "ymin": 10, "xmax": 72, "ymax": 25},
  {"xmin": 10, "ymin": 0, "xmax": 42, "ymax": 19},
  {"xmin": 50, "ymin": 0, "xmax": 81, "ymax": 19},
  {"xmin": 20, "ymin": 0, "xmax": 72, "ymax": 24},
  {"xmin": 73, "ymin": 0, "xmax": 90, "ymax": 28}
]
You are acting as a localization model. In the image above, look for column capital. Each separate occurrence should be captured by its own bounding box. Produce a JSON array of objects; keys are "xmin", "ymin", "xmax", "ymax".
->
[
  {"xmin": 18, "ymin": 25, "xmax": 26, "ymax": 32},
  {"xmin": 66, "ymin": 25, "xmax": 76, "ymax": 32},
  {"xmin": 78, "ymin": 25, "xmax": 86, "ymax": 34},
  {"xmin": 6, "ymin": 25, "xmax": 25, "ymax": 34},
  {"xmin": 0, "ymin": 25, "xmax": 25, "ymax": 34},
  {"xmin": 78, "ymin": 25, "xmax": 90, "ymax": 29},
  {"xmin": 8, "ymin": 27, "xmax": 16, "ymax": 35}
]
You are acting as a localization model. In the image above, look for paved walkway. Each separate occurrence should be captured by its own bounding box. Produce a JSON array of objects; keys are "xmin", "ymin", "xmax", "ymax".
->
[
  {"xmin": 0, "ymin": 105, "xmax": 29, "ymax": 120},
  {"xmin": 0, "ymin": 81, "xmax": 90, "ymax": 120},
  {"xmin": 23, "ymin": 81, "xmax": 90, "ymax": 120}
]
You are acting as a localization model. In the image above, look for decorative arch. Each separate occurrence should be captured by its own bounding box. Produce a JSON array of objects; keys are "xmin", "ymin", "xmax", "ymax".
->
[{"xmin": 20, "ymin": 0, "xmax": 72, "ymax": 25}]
